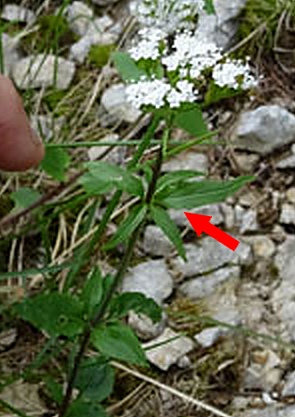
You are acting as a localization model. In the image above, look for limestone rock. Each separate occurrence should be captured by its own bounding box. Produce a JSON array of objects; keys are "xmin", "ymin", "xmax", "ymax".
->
[{"xmin": 12, "ymin": 55, "xmax": 76, "ymax": 90}]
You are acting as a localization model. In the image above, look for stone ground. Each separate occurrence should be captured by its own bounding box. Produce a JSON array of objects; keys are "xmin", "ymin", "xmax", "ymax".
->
[{"xmin": 1, "ymin": 1, "xmax": 295, "ymax": 417}]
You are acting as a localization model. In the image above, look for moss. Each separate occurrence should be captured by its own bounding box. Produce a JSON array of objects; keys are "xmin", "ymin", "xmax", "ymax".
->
[{"xmin": 88, "ymin": 44, "xmax": 115, "ymax": 68}]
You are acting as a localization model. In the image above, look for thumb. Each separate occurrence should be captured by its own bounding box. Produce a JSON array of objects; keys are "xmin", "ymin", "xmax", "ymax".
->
[{"xmin": 0, "ymin": 75, "xmax": 44, "ymax": 172}]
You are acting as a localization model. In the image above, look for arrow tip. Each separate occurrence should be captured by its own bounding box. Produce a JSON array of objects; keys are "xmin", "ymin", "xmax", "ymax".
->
[{"xmin": 184, "ymin": 212, "xmax": 212, "ymax": 237}]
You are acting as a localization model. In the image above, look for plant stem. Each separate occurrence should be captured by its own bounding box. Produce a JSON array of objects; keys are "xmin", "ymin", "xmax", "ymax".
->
[{"xmin": 58, "ymin": 145, "xmax": 164, "ymax": 417}]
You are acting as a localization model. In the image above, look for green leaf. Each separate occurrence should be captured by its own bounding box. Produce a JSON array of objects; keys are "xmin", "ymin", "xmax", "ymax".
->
[
  {"xmin": 174, "ymin": 105, "xmax": 208, "ymax": 137},
  {"xmin": 10, "ymin": 187, "xmax": 41, "ymax": 211},
  {"xmin": 108, "ymin": 292, "xmax": 162, "ymax": 322},
  {"xmin": 156, "ymin": 170, "xmax": 204, "ymax": 195},
  {"xmin": 158, "ymin": 176, "xmax": 254, "ymax": 209},
  {"xmin": 150, "ymin": 205, "xmax": 186, "ymax": 260},
  {"xmin": 81, "ymin": 267, "xmax": 104, "ymax": 318},
  {"xmin": 80, "ymin": 161, "xmax": 144, "ymax": 197},
  {"xmin": 112, "ymin": 51, "xmax": 146, "ymax": 82},
  {"xmin": 74, "ymin": 357, "xmax": 114, "ymax": 402},
  {"xmin": 204, "ymin": 82, "xmax": 240, "ymax": 106},
  {"xmin": 65, "ymin": 398, "xmax": 108, "ymax": 417},
  {"xmin": 204, "ymin": 0, "xmax": 216, "ymax": 14},
  {"xmin": 103, "ymin": 204, "xmax": 147, "ymax": 250},
  {"xmin": 91, "ymin": 322, "xmax": 147, "ymax": 366},
  {"xmin": 15, "ymin": 293, "xmax": 84, "ymax": 337},
  {"xmin": 44, "ymin": 377, "xmax": 63, "ymax": 405},
  {"xmin": 41, "ymin": 147, "xmax": 70, "ymax": 181}
]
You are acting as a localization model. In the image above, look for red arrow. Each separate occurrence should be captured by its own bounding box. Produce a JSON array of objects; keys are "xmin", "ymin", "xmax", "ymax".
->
[{"xmin": 184, "ymin": 212, "xmax": 240, "ymax": 251}]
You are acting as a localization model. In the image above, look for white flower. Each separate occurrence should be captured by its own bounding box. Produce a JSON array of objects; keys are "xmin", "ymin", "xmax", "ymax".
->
[
  {"xmin": 212, "ymin": 59, "xmax": 258, "ymax": 90},
  {"xmin": 129, "ymin": 27, "xmax": 165, "ymax": 61},
  {"xmin": 130, "ymin": 0, "xmax": 204, "ymax": 35},
  {"xmin": 167, "ymin": 80, "xmax": 196, "ymax": 107},
  {"xmin": 125, "ymin": 78, "xmax": 171, "ymax": 109}
]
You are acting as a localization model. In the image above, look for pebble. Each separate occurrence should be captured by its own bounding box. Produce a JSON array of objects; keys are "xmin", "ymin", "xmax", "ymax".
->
[
  {"xmin": 143, "ymin": 225, "xmax": 173, "ymax": 257},
  {"xmin": 286, "ymin": 188, "xmax": 295, "ymax": 204},
  {"xmin": 128, "ymin": 311, "xmax": 166, "ymax": 341},
  {"xmin": 12, "ymin": 55, "xmax": 76, "ymax": 90},
  {"xmin": 169, "ymin": 204, "xmax": 223, "ymax": 228},
  {"xmin": 279, "ymin": 203, "xmax": 295, "ymax": 225},
  {"xmin": 1, "ymin": 4, "xmax": 35, "ymax": 24},
  {"xmin": 122, "ymin": 260, "xmax": 173, "ymax": 304},
  {"xmin": 179, "ymin": 266, "xmax": 241, "ymax": 300},
  {"xmin": 251, "ymin": 236, "xmax": 276, "ymax": 258},
  {"xmin": 65, "ymin": 1, "xmax": 94, "ymax": 37},
  {"xmin": 234, "ymin": 152, "xmax": 260, "ymax": 173},
  {"xmin": 143, "ymin": 328, "xmax": 194, "ymax": 371},
  {"xmin": 282, "ymin": 370, "xmax": 295, "ymax": 397},
  {"xmin": 162, "ymin": 151, "xmax": 208, "ymax": 174},
  {"xmin": 100, "ymin": 83, "xmax": 142, "ymax": 124}
]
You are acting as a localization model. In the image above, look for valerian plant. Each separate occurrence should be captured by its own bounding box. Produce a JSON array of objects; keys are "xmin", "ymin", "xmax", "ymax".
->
[{"xmin": 9, "ymin": 1, "xmax": 259, "ymax": 416}]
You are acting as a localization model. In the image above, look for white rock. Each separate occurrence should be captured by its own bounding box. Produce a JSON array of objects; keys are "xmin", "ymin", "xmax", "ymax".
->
[
  {"xmin": 30, "ymin": 115, "xmax": 65, "ymax": 141},
  {"xmin": 235, "ymin": 205, "xmax": 259, "ymax": 234},
  {"xmin": 1, "ymin": 33, "xmax": 20, "ymax": 76},
  {"xmin": 197, "ymin": 0, "xmax": 247, "ymax": 49},
  {"xmin": 12, "ymin": 55, "xmax": 76, "ymax": 90},
  {"xmin": 286, "ymin": 188, "xmax": 295, "ymax": 204},
  {"xmin": 234, "ymin": 153, "xmax": 260, "ymax": 173},
  {"xmin": 241, "ymin": 406, "xmax": 295, "ymax": 417},
  {"xmin": 220, "ymin": 203, "xmax": 235, "ymax": 229},
  {"xmin": 143, "ymin": 328, "xmax": 194, "ymax": 371},
  {"xmin": 251, "ymin": 236, "xmax": 276, "ymax": 258},
  {"xmin": 279, "ymin": 203, "xmax": 295, "ymax": 225},
  {"xmin": 282, "ymin": 370, "xmax": 295, "ymax": 397},
  {"xmin": 128, "ymin": 311, "xmax": 166, "ymax": 341},
  {"xmin": 70, "ymin": 31, "xmax": 116, "ymax": 63},
  {"xmin": 179, "ymin": 266, "xmax": 241, "ymax": 299},
  {"xmin": 194, "ymin": 308, "xmax": 241, "ymax": 348},
  {"xmin": 86, "ymin": 16, "xmax": 114, "ymax": 37},
  {"xmin": 143, "ymin": 225, "xmax": 173, "ymax": 257},
  {"xmin": 100, "ymin": 83, "xmax": 141, "ymax": 124},
  {"xmin": 234, "ymin": 105, "xmax": 295, "ymax": 155},
  {"xmin": 169, "ymin": 204, "xmax": 223, "ymax": 228},
  {"xmin": 277, "ymin": 154, "xmax": 295, "ymax": 169},
  {"xmin": 162, "ymin": 151, "xmax": 208, "ymax": 173},
  {"xmin": 65, "ymin": 1, "xmax": 94, "ymax": 36},
  {"xmin": 122, "ymin": 260, "xmax": 173, "ymax": 304},
  {"xmin": 171, "ymin": 238, "xmax": 251, "ymax": 279},
  {"xmin": 88, "ymin": 133, "xmax": 126, "ymax": 165},
  {"xmin": 2, "ymin": 4, "xmax": 35, "ymax": 24}
]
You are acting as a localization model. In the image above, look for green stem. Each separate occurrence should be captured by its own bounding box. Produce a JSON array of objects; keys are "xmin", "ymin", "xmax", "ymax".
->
[{"xmin": 58, "ymin": 144, "xmax": 164, "ymax": 417}]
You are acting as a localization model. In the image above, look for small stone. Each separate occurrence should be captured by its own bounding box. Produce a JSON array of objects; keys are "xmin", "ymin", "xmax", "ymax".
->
[
  {"xmin": 277, "ymin": 154, "xmax": 295, "ymax": 169},
  {"xmin": 143, "ymin": 328, "xmax": 194, "ymax": 371},
  {"xmin": 70, "ymin": 31, "xmax": 116, "ymax": 63},
  {"xmin": 143, "ymin": 225, "xmax": 173, "ymax": 257},
  {"xmin": 0, "ymin": 328, "xmax": 17, "ymax": 352},
  {"xmin": 252, "ymin": 236, "xmax": 276, "ymax": 258},
  {"xmin": 238, "ymin": 191, "xmax": 260, "ymax": 208},
  {"xmin": 2, "ymin": 4, "xmax": 35, "ymax": 24},
  {"xmin": 234, "ymin": 105, "xmax": 295, "ymax": 155},
  {"xmin": 12, "ymin": 55, "xmax": 76, "ymax": 90},
  {"xmin": 171, "ymin": 238, "xmax": 251, "ymax": 279},
  {"xmin": 162, "ymin": 151, "xmax": 208, "ymax": 173},
  {"xmin": 65, "ymin": 1, "xmax": 94, "ymax": 36},
  {"xmin": 86, "ymin": 16, "xmax": 114, "ymax": 37},
  {"xmin": 282, "ymin": 370, "xmax": 295, "ymax": 397},
  {"xmin": 286, "ymin": 188, "xmax": 295, "ymax": 204},
  {"xmin": 279, "ymin": 203, "xmax": 295, "ymax": 225},
  {"xmin": 179, "ymin": 266, "xmax": 241, "ymax": 300},
  {"xmin": 235, "ymin": 205, "xmax": 259, "ymax": 234},
  {"xmin": 169, "ymin": 204, "xmax": 223, "ymax": 228},
  {"xmin": 194, "ymin": 308, "xmax": 241, "ymax": 348},
  {"xmin": 128, "ymin": 311, "xmax": 166, "ymax": 341},
  {"xmin": 100, "ymin": 83, "xmax": 141, "ymax": 124},
  {"xmin": 30, "ymin": 115, "xmax": 65, "ymax": 141},
  {"xmin": 220, "ymin": 203, "xmax": 235, "ymax": 229},
  {"xmin": 88, "ymin": 133, "xmax": 126, "ymax": 165},
  {"xmin": 122, "ymin": 260, "xmax": 173, "ymax": 304},
  {"xmin": 235, "ymin": 153, "xmax": 260, "ymax": 173}
]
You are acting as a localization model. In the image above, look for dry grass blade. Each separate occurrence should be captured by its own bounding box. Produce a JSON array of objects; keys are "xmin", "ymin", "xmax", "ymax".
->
[{"xmin": 111, "ymin": 361, "xmax": 234, "ymax": 417}]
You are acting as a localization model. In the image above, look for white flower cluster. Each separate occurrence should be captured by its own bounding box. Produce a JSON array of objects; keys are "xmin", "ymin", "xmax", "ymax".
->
[
  {"xmin": 125, "ymin": 77, "xmax": 197, "ymax": 109},
  {"xmin": 125, "ymin": 0, "xmax": 259, "ymax": 110},
  {"xmin": 130, "ymin": 0, "xmax": 204, "ymax": 35},
  {"xmin": 212, "ymin": 59, "xmax": 258, "ymax": 90}
]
